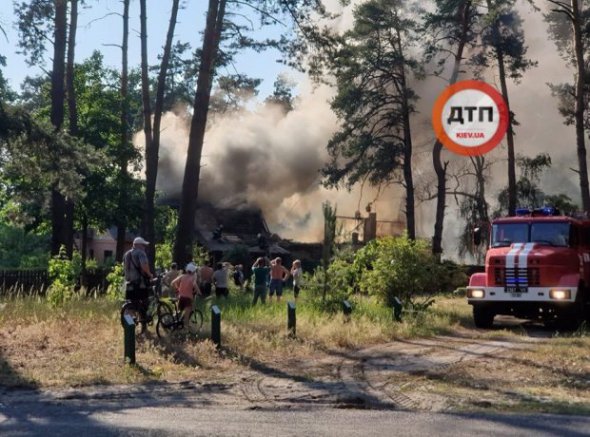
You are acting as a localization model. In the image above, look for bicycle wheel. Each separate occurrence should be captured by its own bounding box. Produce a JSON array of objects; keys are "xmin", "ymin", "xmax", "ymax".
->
[
  {"xmin": 188, "ymin": 309, "xmax": 204, "ymax": 334},
  {"xmin": 121, "ymin": 302, "xmax": 146, "ymax": 335},
  {"xmin": 157, "ymin": 300, "xmax": 174, "ymax": 318},
  {"xmin": 156, "ymin": 312, "xmax": 176, "ymax": 339}
]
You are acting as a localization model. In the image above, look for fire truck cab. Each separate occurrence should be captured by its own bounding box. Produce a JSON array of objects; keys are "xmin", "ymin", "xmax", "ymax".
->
[{"xmin": 468, "ymin": 207, "xmax": 590, "ymax": 329}]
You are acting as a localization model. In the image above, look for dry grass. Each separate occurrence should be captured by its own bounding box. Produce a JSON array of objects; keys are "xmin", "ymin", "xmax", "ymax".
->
[
  {"xmin": 0, "ymin": 292, "xmax": 468, "ymax": 387},
  {"xmin": 1, "ymin": 290, "xmax": 589, "ymax": 418},
  {"xmin": 424, "ymin": 335, "xmax": 590, "ymax": 415}
]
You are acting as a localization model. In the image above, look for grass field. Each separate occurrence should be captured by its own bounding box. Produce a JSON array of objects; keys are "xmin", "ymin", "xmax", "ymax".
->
[{"xmin": 1, "ymin": 289, "xmax": 589, "ymax": 415}]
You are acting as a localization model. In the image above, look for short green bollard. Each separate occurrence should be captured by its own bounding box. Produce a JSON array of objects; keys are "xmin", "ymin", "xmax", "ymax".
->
[
  {"xmin": 287, "ymin": 301, "xmax": 296, "ymax": 338},
  {"xmin": 342, "ymin": 300, "xmax": 352, "ymax": 320},
  {"xmin": 123, "ymin": 314, "xmax": 136, "ymax": 365},
  {"xmin": 392, "ymin": 296, "xmax": 403, "ymax": 322},
  {"xmin": 211, "ymin": 305, "xmax": 221, "ymax": 348}
]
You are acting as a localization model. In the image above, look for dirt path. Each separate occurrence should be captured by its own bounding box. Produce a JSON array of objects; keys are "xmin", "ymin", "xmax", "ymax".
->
[{"xmin": 2, "ymin": 335, "xmax": 535, "ymax": 413}]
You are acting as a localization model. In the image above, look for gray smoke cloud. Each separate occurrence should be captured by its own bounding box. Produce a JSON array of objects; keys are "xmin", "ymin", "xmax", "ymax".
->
[
  {"xmin": 135, "ymin": 0, "xmax": 579, "ymax": 256},
  {"xmin": 141, "ymin": 82, "xmax": 406, "ymax": 242}
]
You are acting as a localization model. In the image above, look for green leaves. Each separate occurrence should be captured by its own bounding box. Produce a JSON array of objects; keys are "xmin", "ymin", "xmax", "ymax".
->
[{"xmin": 319, "ymin": 0, "xmax": 420, "ymax": 190}]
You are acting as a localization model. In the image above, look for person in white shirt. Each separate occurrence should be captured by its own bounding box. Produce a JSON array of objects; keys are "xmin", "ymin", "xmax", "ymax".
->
[
  {"xmin": 212, "ymin": 262, "xmax": 229, "ymax": 298},
  {"xmin": 290, "ymin": 259, "xmax": 303, "ymax": 299}
]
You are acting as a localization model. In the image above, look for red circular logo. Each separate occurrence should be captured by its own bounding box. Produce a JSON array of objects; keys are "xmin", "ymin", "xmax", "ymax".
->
[{"xmin": 432, "ymin": 80, "xmax": 509, "ymax": 156}]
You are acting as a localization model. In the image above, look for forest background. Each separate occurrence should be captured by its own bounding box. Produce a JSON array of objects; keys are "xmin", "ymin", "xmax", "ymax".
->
[{"xmin": 0, "ymin": 0, "xmax": 587, "ymax": 273}]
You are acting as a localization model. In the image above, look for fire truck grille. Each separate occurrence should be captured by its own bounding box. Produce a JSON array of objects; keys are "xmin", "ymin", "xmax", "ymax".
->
[{"xmin": 495, "ymin": 268, "xmax": 540, "ymax": 287}]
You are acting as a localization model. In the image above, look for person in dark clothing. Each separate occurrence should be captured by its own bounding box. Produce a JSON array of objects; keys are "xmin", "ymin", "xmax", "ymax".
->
[{"xmin": 251, "ymin": 257, "xmax": 270, "ymax": 305}]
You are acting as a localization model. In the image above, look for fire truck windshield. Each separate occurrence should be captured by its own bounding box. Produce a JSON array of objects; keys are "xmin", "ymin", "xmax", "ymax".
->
[{"xmin": 491, "ymin": 222, "xmax": 570, "ymax": 247}]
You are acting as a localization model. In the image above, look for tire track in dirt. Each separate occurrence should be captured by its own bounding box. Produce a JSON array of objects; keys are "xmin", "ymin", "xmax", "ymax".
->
[
  {"xmin": 234, "ymin": 336, "xmax": 531, "ymax": 411},
  {"xmin": 357, "ymin": 337, "xmax": 521, "ymax": 411}
]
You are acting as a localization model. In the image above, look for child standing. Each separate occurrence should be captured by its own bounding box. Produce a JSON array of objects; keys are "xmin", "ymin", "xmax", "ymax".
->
[
  {"xmin": 290, "ymin": 260, "xmax": 303, "ymax": 299},
  {"xmin": 171, "ymin": 262, "xmax": 200, "ymax": 328}
]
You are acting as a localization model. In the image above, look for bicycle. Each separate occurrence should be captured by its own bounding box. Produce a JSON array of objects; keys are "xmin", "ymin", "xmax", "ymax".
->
[
  {"xmin": 120, "ymin": 275, "xmax": 175, "ymax": 335},
  {"xmin": 155, "ymin": 296, "xmax": 204, "ymax": 340}
]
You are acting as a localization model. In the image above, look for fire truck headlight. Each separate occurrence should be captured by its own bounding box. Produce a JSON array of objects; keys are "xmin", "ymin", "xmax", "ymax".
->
[
  {"xmin": 468, "ymin": 289, "xmax": 485, "ymax": 299},
  {"xmin": 549, "ymin": 289, "xmax": 571, "ymax": 300}
]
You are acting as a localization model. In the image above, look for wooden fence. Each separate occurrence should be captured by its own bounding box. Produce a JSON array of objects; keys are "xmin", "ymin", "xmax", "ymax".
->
[
  {"xmin": 0, "ymin": 269, "xmax": 111, "ymax": 296},
  {"xmin": 0, "ymin": 269, "xmax": 50, "ymax": 295}
]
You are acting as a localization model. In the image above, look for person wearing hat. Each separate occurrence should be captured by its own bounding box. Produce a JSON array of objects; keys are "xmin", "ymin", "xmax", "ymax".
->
[
  {"xmin": 123, "ymin": 237, "xmax": 154, "ymax": 314},
  {"xmin": 171, "ymin": 262, "xmax": 201, "ymax": 328}
]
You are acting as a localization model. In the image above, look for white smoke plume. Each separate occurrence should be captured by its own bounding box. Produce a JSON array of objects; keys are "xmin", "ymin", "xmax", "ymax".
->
[{"xmin": 135, "ymin": 0, "xmax": 580, "ymax": 257}]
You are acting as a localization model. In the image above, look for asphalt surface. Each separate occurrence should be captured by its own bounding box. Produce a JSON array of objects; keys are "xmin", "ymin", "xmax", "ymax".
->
[{"xmin": 1, "ymin": 387, "xmax": 589, "ymax": 436}]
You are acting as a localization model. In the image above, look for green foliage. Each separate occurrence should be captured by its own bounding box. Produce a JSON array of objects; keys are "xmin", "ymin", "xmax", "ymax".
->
[
  {"xmin": 46, "ymin": 280, "xmax": 74, "ymax": 308},
  {"xmin": 264, "ymin": 75, "xmax": 295, "ymax": 112},
  {"xmin": 155, "ymin": 242, "xmax": 172, "ymax": 272},
  {"xmin": 319, "ymin": 0, "xmax": 421, "ymax": 189},
  {"xmin": 48, "ymin": 247, "xmax": 81, "ymax": 286},
  {"xmin": 106, "ymin": 263, "xmax": 124, "ymax": 302},
  {"xmin": 307, "ymin": 235, "xmax": 464, "ymax": 311},
  {"xmin": 470, "ymin": 2, "xmax": 537, "ymax": 82},
  {"xmin": 322, "ymin": 201, "xmax": 338, "ymax": 299},
  {"xmin": 0, "ymin": 223, "xmax": 49, "ymax": 268},
  {"xmin": 352, "ymin": 235, "xmax": 440, "ymax": 306},
  {"xmin": 46, "ymin": 247, "xmax": 81, "ymax": 307},
  {"xmin": 495, "ymin": 153, "xmax": 577, "ymax": 216},
  {"xmin": 192, "ymin": 244, "xmax": 210, "ymax": 266}
]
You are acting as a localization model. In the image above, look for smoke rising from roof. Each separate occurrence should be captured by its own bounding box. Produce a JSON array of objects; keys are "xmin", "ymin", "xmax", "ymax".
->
[
  {"xmin": 140, "ymin": 82, "xmax": 406, "ymax": 242},
  {"xmin": 136, "ymin": 0, "xmax": 580, "ymax": 255}
]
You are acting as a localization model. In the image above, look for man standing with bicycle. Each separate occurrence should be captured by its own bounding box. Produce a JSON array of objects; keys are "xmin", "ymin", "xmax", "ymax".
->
[{"xmin": 123, "ymin": 237, "xmax": 154, "ymax": 327}]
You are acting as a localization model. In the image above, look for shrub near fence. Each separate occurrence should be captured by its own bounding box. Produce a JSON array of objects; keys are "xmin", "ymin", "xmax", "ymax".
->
[{"xmin": 0, "ymin": 269, "xmax": 50, "ymax": 295}]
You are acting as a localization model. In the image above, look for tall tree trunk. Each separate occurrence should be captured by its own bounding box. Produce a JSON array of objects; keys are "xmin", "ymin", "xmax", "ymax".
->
[
  {"xmin": 144, "ymin": 0, "xmax": 180, "ymax": 268},
  {"xmin": 432, "ymin": 0, "xmax": 472, "ymax": 258},
  {"xmin": 472, "ymin": 155, "xmax": 488, "ymax": 264},
  {"xmin": 497, "ymin": 50, "xmax": 517, "ymax": 216},
  {"xmin": 116, "ymin": 0, "xmax": 130, "ymax": 262},
  {"xmin": 572, "ymin": 0, "xmax": 590, "ymax": 211},
  {"xmin": 173, "ymin": 0, "xmax": 226, "ymax": 265},
  {"xmin": 396, "ymin": 32, "xmax": 415, "ymax": 240},
  {"xmin": 487, "ymin": 0, "xmax": 516, "ymax": 216},
  {"xmin": 50, "ymin": 0, "xmax": 68, "ymax": 256},
  {"xmin": 139, "ymin": 0, "xmax": 153, "ymax": 264},
  {"xmin": 64, "ymin": 0, "xmax": 78, "ymax": 259}
]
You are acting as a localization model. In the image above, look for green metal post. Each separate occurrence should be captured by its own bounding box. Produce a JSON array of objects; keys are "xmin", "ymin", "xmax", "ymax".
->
[
  {"xmin": 123, "ymin": 314, "xmax": 136, "ymax": 365},
  {"xmin": 287, "ymin": 301, "xmax": 296, "ymax": 338},
  {"xmin": 211, "ymin": 305, "xmax": 221, "ymax": 348}
]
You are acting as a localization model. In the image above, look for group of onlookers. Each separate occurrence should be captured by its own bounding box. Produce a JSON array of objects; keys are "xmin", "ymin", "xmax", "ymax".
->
[
  {"xmin": 162, "ymin": 256, "xmax": 304, "ymax": 306},
  {"xmin": 124, "ymin": 236, "xmax": 305, "ymax": 326}
]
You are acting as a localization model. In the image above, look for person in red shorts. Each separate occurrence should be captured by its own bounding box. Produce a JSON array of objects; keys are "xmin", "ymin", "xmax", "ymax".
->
[{"xmin": 171, "ymin": 262, "xmax": 201, "ymax": 327}]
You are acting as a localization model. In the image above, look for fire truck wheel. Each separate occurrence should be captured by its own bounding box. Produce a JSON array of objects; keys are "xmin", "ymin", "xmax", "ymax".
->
[{"xmin": 473, "ymin": 306, "xmax": 495, "ymax": 329}]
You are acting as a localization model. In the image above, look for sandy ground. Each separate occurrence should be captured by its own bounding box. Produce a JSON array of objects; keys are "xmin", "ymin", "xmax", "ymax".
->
[{"xmin": 0, "ymin": 334, "xmax": 534, "ymax": 411}]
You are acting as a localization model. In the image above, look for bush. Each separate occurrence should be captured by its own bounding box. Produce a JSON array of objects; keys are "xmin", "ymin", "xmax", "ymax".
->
[
  {"xmin": 352, "ymin": 235, "xmax": 440, "ymax": 307},
  {"xmin": 0, "ymin": 223, "xmax": 50, "ymax": 268},
  {"xmin": 46, "ymin": 248, "xmax": 81, "ymax": 306},
  {"xmin": 155, "ymin": 242, "xmax": 172, "ymax": 272},
  {"xmin": 46, "ymin": 280, "xmax": 74, "ymax": 307},
  {"xmin": 106, "ymin": 263, "xmax": 124, "ymax": 301}
]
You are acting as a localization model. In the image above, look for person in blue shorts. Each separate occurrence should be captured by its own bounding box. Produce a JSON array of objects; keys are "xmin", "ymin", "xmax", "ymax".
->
[{"xmin": 269, "ymin": 257, "xmax": 290, "ymax": 302}]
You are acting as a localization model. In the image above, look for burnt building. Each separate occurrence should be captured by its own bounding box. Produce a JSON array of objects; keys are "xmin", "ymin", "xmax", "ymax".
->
[{"xmin": 194, "ymin": 204, "xmax": 290, "ymax": 264}]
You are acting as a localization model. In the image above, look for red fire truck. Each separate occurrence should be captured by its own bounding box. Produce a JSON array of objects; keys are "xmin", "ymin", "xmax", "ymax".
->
[{"xmin": 468, "ymin": 207, "xmax": 590, "ymax": 329}]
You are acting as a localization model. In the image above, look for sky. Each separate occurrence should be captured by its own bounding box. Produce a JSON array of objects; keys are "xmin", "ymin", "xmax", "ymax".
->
[{"xmin": 1, "ymin": 0, "xmax": 289, "ymax": 97}]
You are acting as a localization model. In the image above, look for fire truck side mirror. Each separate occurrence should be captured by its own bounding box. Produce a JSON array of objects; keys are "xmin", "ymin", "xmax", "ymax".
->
[{"xmin": 473, "ymin": 227, "xmax": 482, "ymax": 246}]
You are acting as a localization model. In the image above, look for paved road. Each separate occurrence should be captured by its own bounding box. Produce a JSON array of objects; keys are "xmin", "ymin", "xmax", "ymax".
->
[{"xmin": 1, "ymin": 387, "xmax": 589, "ymax": 436}]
